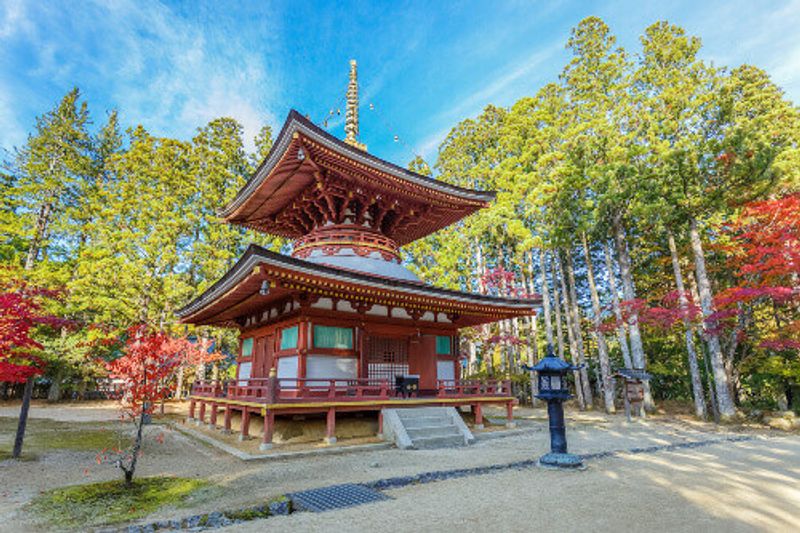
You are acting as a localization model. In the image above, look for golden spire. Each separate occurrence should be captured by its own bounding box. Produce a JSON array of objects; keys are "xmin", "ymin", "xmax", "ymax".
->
[{"xmin": 344, "ymin": 59, "xmax": 366, "ymax": 151}]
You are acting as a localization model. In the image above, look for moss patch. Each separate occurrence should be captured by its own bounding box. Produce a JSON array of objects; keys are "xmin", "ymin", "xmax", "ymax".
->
[
  {"xmin": 29, "ymin": 476, "xmax": 209, "ymax": 528},
  {"xmin": 0, "ymin": 416, "xmax": 131, "ymax": 456}
]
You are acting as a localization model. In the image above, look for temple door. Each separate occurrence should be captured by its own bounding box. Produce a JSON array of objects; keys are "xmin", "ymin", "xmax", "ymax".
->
[
  {"xmin": 253, "ymin": 336, "xmax": 274, "ymax": 378},
  {"xmin": 365, "ymin": 335, "xmax": 409, "ymax": 382}
]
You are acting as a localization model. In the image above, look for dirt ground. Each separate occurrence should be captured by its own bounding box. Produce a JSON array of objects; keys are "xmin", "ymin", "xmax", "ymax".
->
[{"xmin": 1, "ymin": 401, "xmax": 798, "ymax": 532}]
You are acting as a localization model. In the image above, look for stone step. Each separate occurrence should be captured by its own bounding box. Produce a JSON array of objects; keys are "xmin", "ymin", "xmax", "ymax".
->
[
  {"xmin": 412, "ymin": 434, "xmax": 467, "ymax": 449},
  {"xmin": 396, "ymin": 415, "xmax": 452, "ymax": 428},
  {"xmin": 382, "ymin": 407, "xmax": 474, "ymax": 450},
  {"xmin": 405, "ymin": 425, "xmax": 463, "ymax": 440}
]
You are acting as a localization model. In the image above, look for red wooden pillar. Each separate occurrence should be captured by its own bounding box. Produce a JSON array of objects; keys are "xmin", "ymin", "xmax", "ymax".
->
[
  {"xmin": 506, "ymin": 401, "xmax": 516, "ymax": 428},
  {"xmin": 325, "ymin": 407, "xmax": 337, "ymax": 445},
  {"xmin": 474, "ymin": 403, "xmax": 484, "ymax": 429},
  {"xmin": 198, "ymin": 402, "xmax": 206, "ymax": 425},
  {"xmin": 188, "ymin": 399, "xmax": 196, "ymax": 420},
  {"xmin": 260, "ymin": 410, "xmax": 274, "ymax": 451},
  {"xmin": 239, "ymin": 408, "xmax": 251, "ymax": 441},
  {"xmin": 209, "ymin": 403, "xmax": 219, "ymax": 428},
  {"xmin": 223, "ymin": 406, "xmax": 232, "ymax": 433}
]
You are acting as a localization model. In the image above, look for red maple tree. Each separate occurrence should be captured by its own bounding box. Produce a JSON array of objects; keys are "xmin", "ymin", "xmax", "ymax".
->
[{"xmin": 103, "ymin": 325, "xmax": 222, "ymax": 486}]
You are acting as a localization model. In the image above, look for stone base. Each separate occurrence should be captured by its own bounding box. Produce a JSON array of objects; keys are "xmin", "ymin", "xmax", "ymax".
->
[
  {"xmin": 221, "ymin": 429, "xmax": 232, "ymax": 435},
  {"xmin": 193, "ymin": 419, "xmax": 203, "ymax": 426},
  {"xmin": 259, "ymin": 442, "xmax": 273, "ymax": 451},
  {"xmin": 186, "ymin": 417, "xmax": 194, "ymax": 423},
  {"xmin": 538, "ymin": 452, "xmax": 584, "ymax": 469},
  {"xmin": 206, "ymin": 424, "xmax": 216, "ymax": 430},
  {"xmin": 237, "ymin": 434, "xmax": 250, "ymax": 442},
  {"xmin": 324, "ymin": 436, "xmax": 337, "ymax": 445},
  {"xmin": 505, "ymin": 422, "xmax": 517, "ymax": 429},
  {"xmin": 474, "ymin": 424, "xmax": 485, "ymax": 430}
]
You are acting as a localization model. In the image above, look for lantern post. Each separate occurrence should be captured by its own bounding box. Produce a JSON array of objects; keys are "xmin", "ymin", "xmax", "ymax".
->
[{"xmin": 530, "ymin": 345, "xmax": 584, "ymax": 469}]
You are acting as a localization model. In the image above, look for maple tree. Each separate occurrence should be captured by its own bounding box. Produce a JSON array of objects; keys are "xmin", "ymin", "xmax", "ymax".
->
[
  {"xmin": 104, "ymin": 325, "xmax": 222, "ymax": 486},
  {"xmin": 0, "ymin": 276, "xmax": 65, "ymax": 458}
]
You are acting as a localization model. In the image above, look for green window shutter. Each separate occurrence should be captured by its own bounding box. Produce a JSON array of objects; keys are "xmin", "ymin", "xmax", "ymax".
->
[
  {"xmin": 436, "ymin": 335, "xmax": 451, "ymax": 355},
  {"xmin": 313, "ymin": 325, "xmax": 353, "ymax": 349},
  {"xmin": 241, "ymin": 337, "xmax": 254, "ymax": 357},
  {"xmin": 280, "ymin": 326, "xmax": 299, "ymax": 350}
]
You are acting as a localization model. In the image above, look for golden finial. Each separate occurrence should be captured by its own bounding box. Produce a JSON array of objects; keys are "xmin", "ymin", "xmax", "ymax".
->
[{"xmin": 344, "ymin": 59, "xmax": 367, "ymax": 151}]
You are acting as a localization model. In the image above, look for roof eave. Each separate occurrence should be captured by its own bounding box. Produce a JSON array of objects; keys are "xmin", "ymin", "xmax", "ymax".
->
[{"xmin": 218, "ymin": 110, "xmax": 496, "ymax": 219}]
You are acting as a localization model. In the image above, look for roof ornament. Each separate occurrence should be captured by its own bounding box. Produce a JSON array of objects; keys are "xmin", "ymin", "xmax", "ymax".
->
[{"xmin": 344, "ymin": 59, "xmax": 367, "ymax": 151}]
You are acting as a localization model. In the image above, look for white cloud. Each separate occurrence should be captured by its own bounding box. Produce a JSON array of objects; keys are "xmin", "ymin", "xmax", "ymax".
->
[{"xmin": 0, "ymin": 0, "xmax": 279, "ymax": 151}]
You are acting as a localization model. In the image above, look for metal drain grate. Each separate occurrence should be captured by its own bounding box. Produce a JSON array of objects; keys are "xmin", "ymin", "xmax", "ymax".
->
[{"xmin": 289, "ymin": 483, "xmax": 391, "ymax": 512}]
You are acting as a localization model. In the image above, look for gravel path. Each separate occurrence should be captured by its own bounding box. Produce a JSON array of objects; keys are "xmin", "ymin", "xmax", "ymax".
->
[
  {"xmin": 2, "ymin": 404, "xmax": 793, "ymax": 532},
  {"xmin": 226, "ymin": 435, "xmax": 800, "ymax": 532}
]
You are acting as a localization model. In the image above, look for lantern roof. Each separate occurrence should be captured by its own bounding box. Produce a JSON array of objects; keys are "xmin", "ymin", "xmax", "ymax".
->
[
  {"xmin": 531, "ymin": 353, "xmax": 574, "ymax": 373},
  {"xmin": 614, "ymin": 368, "xmax": 652, "ymax": 381}
]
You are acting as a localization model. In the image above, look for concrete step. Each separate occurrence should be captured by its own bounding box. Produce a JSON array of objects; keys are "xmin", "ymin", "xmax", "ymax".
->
[
  {"xmin": 396, "ymin": 415, "xmax": 452, "ymax": 428},
  {"xmin": 382, "ymin": 406, "xmax": 474, "ymax": 450},
  {"xmin": 405, "ymin": 425, "xmax": 463, "ymax": 440},
  {"xmin": 412, "ymin": 434, "xmax": 467, "ymax": 449}
]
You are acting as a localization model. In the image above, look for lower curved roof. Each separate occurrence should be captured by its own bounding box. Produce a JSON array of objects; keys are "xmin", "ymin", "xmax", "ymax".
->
[{"xmin": 177, "ymin": 244, "xmax": 540, "ymax": 327}]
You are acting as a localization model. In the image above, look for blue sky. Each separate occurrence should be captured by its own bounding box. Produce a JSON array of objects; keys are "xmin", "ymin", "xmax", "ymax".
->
[{"xmin": 1, "ymin": 0, "xmax": 799, "ymax": 168}]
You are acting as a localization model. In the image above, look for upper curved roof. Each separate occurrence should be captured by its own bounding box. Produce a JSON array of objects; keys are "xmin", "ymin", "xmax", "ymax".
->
[{"xmin": 220, "ymin": 110, "xmax": 496, "ymax": 245}]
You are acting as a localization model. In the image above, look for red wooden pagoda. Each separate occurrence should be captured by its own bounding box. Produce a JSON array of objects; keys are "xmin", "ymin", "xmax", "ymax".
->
[{"xmin": 180, "ymin": 61, "xmax": 540, "ymax": 449}]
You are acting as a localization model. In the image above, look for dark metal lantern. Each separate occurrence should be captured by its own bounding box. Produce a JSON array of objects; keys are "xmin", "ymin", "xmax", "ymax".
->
[
  {"xmin": 532, "ymin": 347, "xmax": 573, "ymax": 401},
  {"xmin": 531, "ymin": 345, "xmax": 584, "ymax": 469}
]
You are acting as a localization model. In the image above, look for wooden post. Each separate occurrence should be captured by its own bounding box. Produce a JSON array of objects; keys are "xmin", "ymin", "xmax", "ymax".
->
[
  {"xmin": 260, "ymin": 410, "xmax": 274, "ymax": 451},
  {"xmin": 239, "ymin": 409, "xmax": 251, "ymax": 441},
  {"xmin": 197, "ymin": 402, "xmax": 206, "ymax": 425},
  {"xmin": 209, "ymin": 403, "xmax": 219, "ymax": 428},
  {"xmin": 188, "ymin": 399, "xmax": 196, "ymax": 421},
  {"xmin": 474, "ymin": 403, "xmax": 484, "ymax": 429},
  {"xmin": 325, "ymin": 407, "xmax": 337, "ymax": 445},
  {"xmin": 223, "ymin": 406, "xmax": 232, "ymax": 433},
  {"xmin": 506, "ymin": 401, "xmax": 516, "ymax": 428},
  {"xmin": 267, "ymin": 367, "xmax": 278, "ymax": 404}
]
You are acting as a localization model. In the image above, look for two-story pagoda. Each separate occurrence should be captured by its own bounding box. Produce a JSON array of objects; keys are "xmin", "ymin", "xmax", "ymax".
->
[{"xmin": 180, "ymin": 61, "xmax": 540, "ymax": 449}]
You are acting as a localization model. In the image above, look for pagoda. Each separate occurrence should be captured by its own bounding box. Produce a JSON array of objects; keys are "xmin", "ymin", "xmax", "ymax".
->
[{"xmin": 180, "ymin": 61, "xmax": 540, "ymax": 448}]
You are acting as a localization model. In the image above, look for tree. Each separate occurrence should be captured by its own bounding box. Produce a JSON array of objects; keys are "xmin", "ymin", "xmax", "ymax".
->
[
  {"xmin": 103, "ymin": 326, "xmax": 219, "ymax": 486},
  {"xmin": 0, "ymin": 276, "xmax": 62, "ymax": 458}
]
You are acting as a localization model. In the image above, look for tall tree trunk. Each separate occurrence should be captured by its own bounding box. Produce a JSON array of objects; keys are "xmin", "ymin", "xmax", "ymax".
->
[
  {"xmin": 550, "ymin": 253, "xmax": 566, "ymax": 360},
  {"xmin": 12, "ymin": 378, "xmax": 34, "ymax": 459},
  {"xmin": 565, "ymin": 251, "xmax": 593, "ymax": 407},
  {"xmin": 667, "ymin": 231, "xmax": 707, "ymax": 419},
  {"xmin": 47, "ymin": 367, "xmax": 64, "ymax": 403},
  {"xmin": 24, "ymin": 201, "xmax": 53, "ymax": 270},
  {"xmin": 689, "ymin": 217, "xmax": 736, "ymax": 418},
  {"xmin": 582, "ymin": 234, "xmax": 615, "ymax": 413},
  {"xmin": 475, "ymin": 239, "xmax": 492, "ymax": 374},
  {"xmin": 603, "ymin": 242, "xmax": 633, "ymax": 368},
  {"xmin": 613, "ymin": 218, "xmax": 654, "ymax": 410},
  {"xmin": 555, "ymin": 251, "xmax": 586, "ymax": 409},
  {"xmin": 537, "ymin": 249, "xmax": 555, "ymax": 347}
]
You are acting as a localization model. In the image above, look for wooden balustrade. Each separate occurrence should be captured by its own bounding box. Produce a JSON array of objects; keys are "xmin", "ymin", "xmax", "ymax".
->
[
  {"xmin": 191, "ymin": 377, "xmax": 512, "ymax": 404},
  {"xmin": 436, "ymin": 379, "xmax": 511, "ymax": 398}
]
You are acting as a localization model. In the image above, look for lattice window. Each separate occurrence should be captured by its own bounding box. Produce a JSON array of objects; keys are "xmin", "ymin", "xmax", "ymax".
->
[{"xmin": 366, "ymin": 336, "xmax": 409, "ymax": 380}]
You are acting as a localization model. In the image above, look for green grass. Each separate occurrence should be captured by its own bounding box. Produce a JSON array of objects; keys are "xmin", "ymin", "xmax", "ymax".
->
[
  {"xmin": 29, "ymin": 476, "xmax": 210, "ymax": 528},
  {"xmin": 0, "ymin": 416, "xmax": 131, "ymax": 456}
]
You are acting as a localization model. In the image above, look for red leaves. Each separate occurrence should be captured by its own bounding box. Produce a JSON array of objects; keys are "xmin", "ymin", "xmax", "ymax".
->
[
  {"xmin": 106, "ymin": 325, "xmax": 223, "ymax": 420},
  {"xmin": 0, "ymin": 279, "xmax": 63, "ymax": 383},
  {"xmin": 481, "ymin": 266, "xmax": 531, "ymax": 297},
  {"xmin": 600, "ymin": 293, "xmax": 702, "ymax": 333}
]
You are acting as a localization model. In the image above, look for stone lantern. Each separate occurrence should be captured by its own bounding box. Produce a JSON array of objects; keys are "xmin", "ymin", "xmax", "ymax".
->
[{"xmin": 532, "ymin": 345, "xmax": 583, "ymax": 469}]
